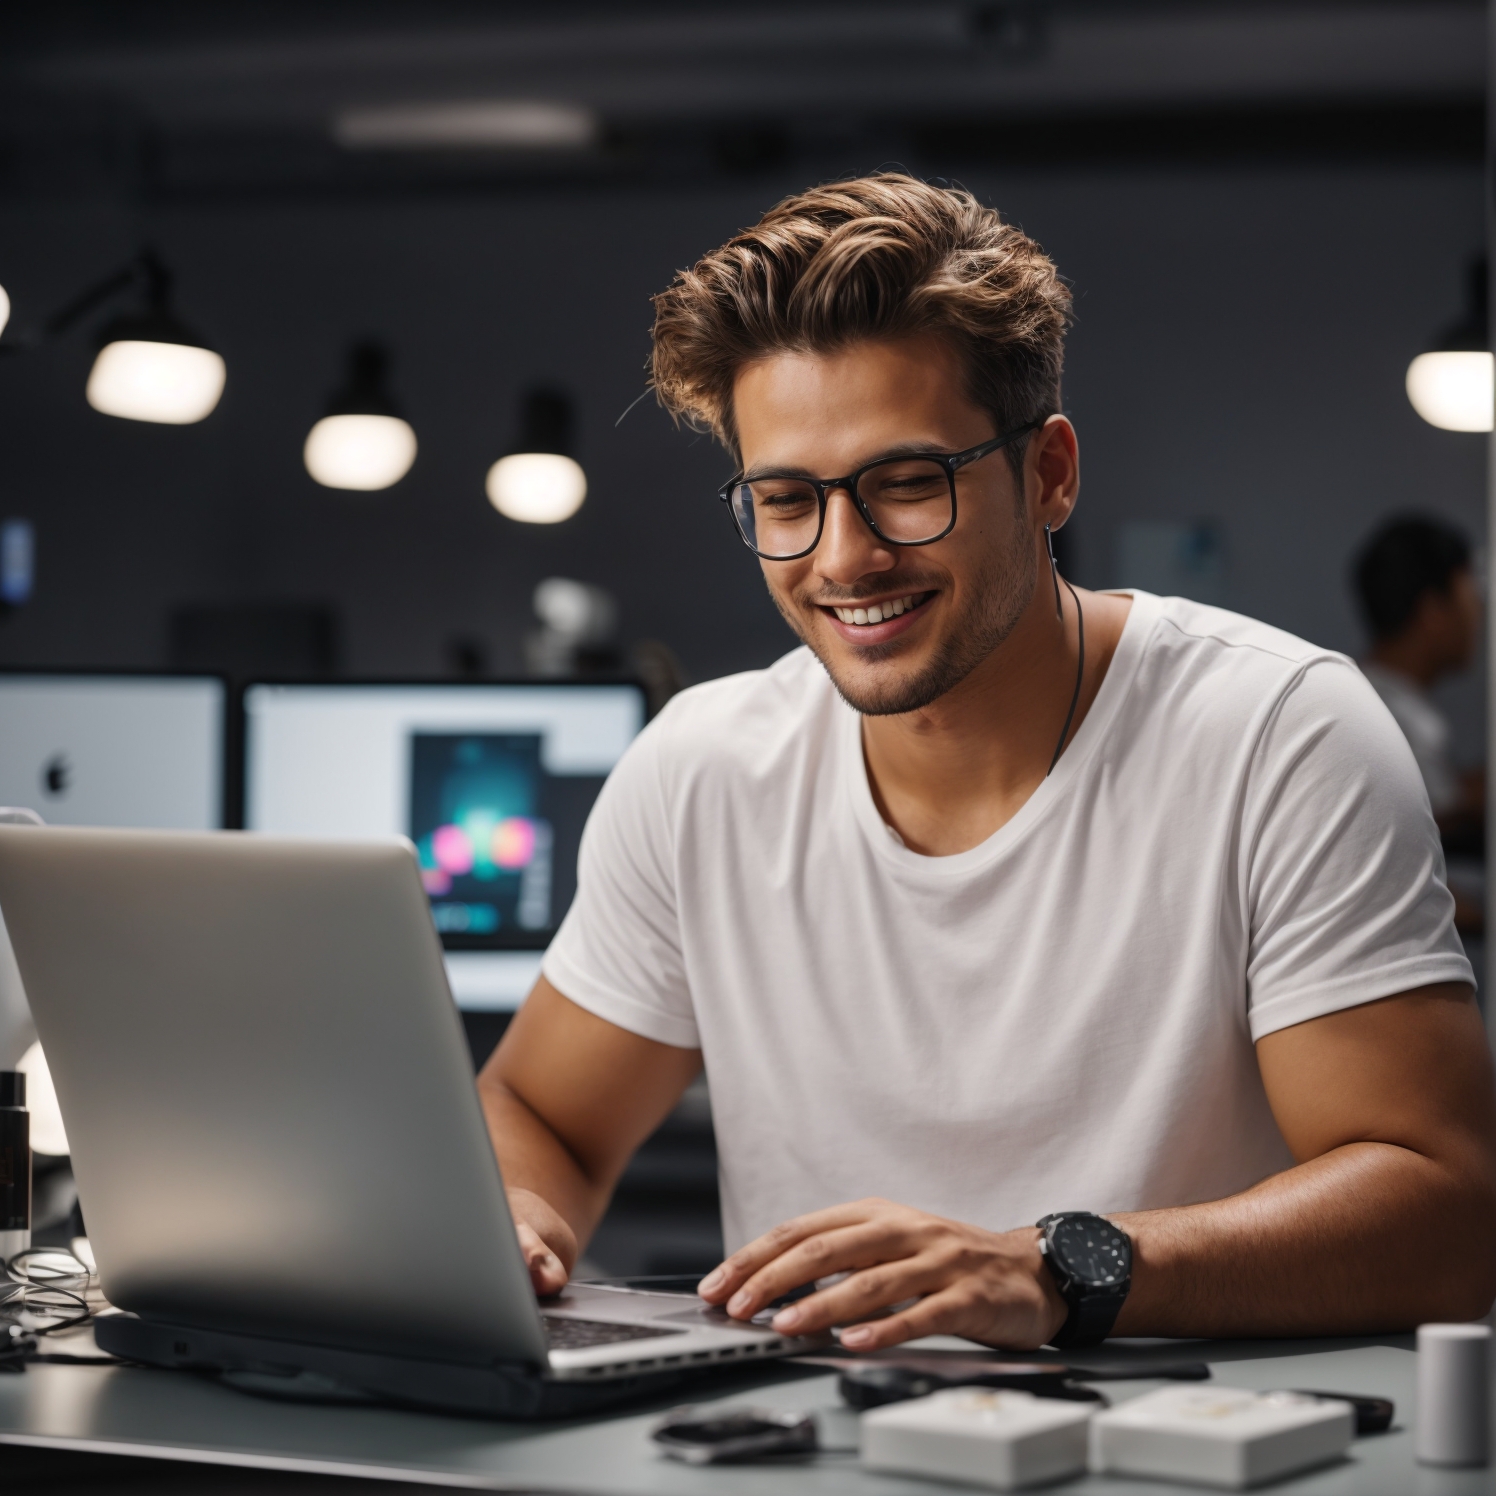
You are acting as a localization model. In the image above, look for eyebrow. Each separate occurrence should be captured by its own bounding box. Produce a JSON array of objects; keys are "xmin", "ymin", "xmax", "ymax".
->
[{"xmin": 738, "ymin": 440, "xmax": 953, "ymax": 483}]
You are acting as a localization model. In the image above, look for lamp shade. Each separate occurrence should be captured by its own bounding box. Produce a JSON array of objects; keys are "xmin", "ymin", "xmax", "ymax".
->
[
  {"xmin": 305, "ymin": 414, "xmax": 417, "ymax": 490},
  {"xmin": 1406, "ymin": 352, "xmax": 1494, "ymax": 433},
  {"xmin": 304, "ymin": 342, "xmax": 416, "ymax": 490},
  {"xmin": 1407, "ymin": 258, "xmax": 1491, "ymax": 433},
  {"xmin": 0, "ymin": 283, "xmax": 9, "ymax": 340},
  {"xmin": 87, "ymin": 338, "xmax": 226, "ymax": 424},
  {"xmin": 486, "ymin": 389, "xmax": 587, "ymax": 523},
  {"xmin": 84, "ymin": 254, "xmax": 225, "ymax": 424}
]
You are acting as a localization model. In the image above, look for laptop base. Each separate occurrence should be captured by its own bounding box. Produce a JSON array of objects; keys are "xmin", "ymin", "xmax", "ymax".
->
[{"xmin": 94, "ymin": 1313, "xmax": 690, "ymax": 1420}]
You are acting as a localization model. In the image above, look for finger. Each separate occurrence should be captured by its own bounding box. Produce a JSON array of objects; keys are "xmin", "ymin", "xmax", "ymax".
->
[
  {"xmin": 532, "ymin": 1254, "xmax": 569, "ymax": 1296},
  {"xmin": 839, "ymin": 1279, "xmax": 1047, "ymax": 1353},
  {"xmin": 770, "ymin": 1255, "xmax": 951, "ymax": 1335},
  {"xmin": 516, "ymin": 1222, "xmax": 568, "ymax": 1296},
  {"xmin": 837, "ymin": 1285, "xmax": 976, "ymax": 1351},
  {"xmin": 724, "ymin": 1220, "xmax": 920, "ymax": 1320},
  {"xmin": 698, "ymin": 1200, "xmax": 890, "ymax": 1303}
]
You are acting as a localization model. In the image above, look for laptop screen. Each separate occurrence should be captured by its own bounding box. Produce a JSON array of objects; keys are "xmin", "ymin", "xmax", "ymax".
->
[
  {"xmin": 0, "ymin": 673, "xmax": 225, "ymax": 830},
  {"xmin": 242, "ymin": 681, "xmax": 646, "ymax": 1010}
]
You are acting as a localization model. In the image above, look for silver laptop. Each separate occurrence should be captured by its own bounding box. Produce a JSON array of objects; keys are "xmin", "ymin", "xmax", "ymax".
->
[{"xmin": 0, "ymin": 825, "xmax": 816, "ymax": 1395}]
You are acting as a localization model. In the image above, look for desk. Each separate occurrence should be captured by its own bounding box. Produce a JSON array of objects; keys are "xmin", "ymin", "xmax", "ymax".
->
[{"xmin": 0, "ymin": 1333, "xmax": 1481, "ymax": 1495}]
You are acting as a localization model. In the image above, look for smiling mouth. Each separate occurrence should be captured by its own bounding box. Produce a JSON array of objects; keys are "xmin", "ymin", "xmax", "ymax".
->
[{"xmin": 820, "ymin": 591, "xmax": 933, "ymax": 627}]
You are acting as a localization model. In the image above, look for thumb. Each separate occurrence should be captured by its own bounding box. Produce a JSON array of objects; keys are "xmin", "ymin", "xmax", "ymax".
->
[{"xmin": 516, "ymin": 1221, "xmax": 569, "ymax": 1295}]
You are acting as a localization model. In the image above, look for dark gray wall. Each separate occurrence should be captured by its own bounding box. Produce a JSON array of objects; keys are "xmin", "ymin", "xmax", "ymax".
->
[{"xmin": 0, "ymin": 161, "xmax": 1485, "ymax": 753}]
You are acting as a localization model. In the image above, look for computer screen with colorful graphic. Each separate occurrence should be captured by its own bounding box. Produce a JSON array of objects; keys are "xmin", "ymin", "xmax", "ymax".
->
[
  {"xmin": 242, "ymin": 681, "xmax": 646, "ymax": 1009},
  {"xmin": 410, "ymin": 732, "xmax": 557, "ymax": 937}
]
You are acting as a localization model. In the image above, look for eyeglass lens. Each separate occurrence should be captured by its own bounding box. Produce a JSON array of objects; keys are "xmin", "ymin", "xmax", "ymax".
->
[{"xmin": 729, "ymin": 458, "xmax": 953, "ymax": 559}]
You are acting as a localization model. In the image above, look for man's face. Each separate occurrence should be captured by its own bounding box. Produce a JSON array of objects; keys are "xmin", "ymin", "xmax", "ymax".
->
[{"xmin": 732, "ymin": 335, "xmax": 1040, "ymax": 716}]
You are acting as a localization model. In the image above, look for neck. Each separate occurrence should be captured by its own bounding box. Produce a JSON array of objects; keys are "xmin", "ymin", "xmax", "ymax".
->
[
  {"xmin": 860, "ymin": 582, "xmax": 1129, "ymax": 856},
  {"xmin": 1369, "ymin": 637, "xmax": 1440, "ymax": 691}
]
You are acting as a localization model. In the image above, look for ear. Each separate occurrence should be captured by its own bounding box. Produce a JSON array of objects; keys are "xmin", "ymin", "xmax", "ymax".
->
[{"xmin": 1027, "ymin": 415, "xmax": 1080, "ymax": 531}]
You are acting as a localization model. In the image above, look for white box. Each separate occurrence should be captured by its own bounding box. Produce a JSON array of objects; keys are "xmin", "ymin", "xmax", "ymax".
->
[
  {"xmin": 1090, "ymin": 1386, "xmax": 1355, "ymax": 1489},
  {"xmin": 861, "ymin": 1388, "xmax": 1092, "ymax": 1490}
]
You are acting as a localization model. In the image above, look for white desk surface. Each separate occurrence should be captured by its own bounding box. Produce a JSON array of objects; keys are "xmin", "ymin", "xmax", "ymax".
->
[{"xmin": 0, "ymin": 1331, "xmax": 1480, "ymax": 1495}]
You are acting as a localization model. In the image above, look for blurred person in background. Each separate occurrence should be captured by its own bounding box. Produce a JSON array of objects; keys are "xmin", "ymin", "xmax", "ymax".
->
[{"xmin": 1354, "ymin": 516, "xmax": 1484, "ymax": 931}]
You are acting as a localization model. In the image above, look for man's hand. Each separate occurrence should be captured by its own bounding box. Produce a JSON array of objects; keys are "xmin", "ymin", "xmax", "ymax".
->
[
  {"xmin": 479, "ymin": 980, "xmax": 703, "ymax": 1300},
  {"xmin": 509, "ymin": 1186, "xmax": 576, "ymax": 1297},
  {"xmin": 696, "ymin": 1198, "xmax": 1068, "ymax": 1350}
]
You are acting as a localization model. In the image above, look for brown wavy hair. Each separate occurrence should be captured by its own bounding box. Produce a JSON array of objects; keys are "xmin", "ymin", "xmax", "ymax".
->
[{"xmin": 650, "ymin": 173, "xmax": 1072, "ymax": 462}]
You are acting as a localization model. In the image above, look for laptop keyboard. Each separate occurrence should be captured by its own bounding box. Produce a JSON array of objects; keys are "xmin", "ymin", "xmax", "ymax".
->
[{"xmin": 542, "ymin": 1315, "xmax": 685, "ymax": 1351}]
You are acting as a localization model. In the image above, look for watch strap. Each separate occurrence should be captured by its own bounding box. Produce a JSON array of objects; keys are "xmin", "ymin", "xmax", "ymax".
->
[{"xmin": 1049, "ymin": 1287, "xmax": 1127, "ymax": 1349}]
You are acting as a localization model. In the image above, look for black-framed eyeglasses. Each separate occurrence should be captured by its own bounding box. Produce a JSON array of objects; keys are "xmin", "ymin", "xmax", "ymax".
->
[{"xmin": 717, "ymin": 421, "xmax": 1041, "ymax": 561}]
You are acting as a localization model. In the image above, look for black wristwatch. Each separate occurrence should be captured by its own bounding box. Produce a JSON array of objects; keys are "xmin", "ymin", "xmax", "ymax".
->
[{"xmin": 1036, "ymin": 1212, "xmax": 1132, "ymax": 1349}]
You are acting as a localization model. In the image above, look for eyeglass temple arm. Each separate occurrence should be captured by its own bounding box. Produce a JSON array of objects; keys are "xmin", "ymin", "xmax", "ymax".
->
[{"xmin": 949, "ymin": 419, "xmax": 1044, "ymax": 471}]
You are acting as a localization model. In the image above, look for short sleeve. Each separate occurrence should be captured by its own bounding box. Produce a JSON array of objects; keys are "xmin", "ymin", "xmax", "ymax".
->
[
  {"xmin": 540, "ymin": 715, "xmax": 699, "ymax": 1049},
  {"xmin": 1243, "ymin": 658, "xmax": 1474, "ymax": 1041}
]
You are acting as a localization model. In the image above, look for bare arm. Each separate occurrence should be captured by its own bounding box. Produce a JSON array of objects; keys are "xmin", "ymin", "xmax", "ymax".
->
[
  {"xmin": 477, "ymin": 975, "xmax": 702, "ymax": 1293},
  {"xmin": 700, "ymin": 984, "xmax": 1496, "ymax": 1347},
  {"xmin": 1113, "ymin": 982, "xmax": 1496, "ymax": 1335}
]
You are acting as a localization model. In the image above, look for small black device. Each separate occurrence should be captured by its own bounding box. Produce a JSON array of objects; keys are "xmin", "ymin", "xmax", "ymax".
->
[
  {"xmin": 1036, "ymin": 1212, "xmax": 1131, "ymax": 1349},
  {"xmin": 651, "ymin": 1406, "xmax": 819, "ymax": 1464},
  {"xmin": 1289, "ymin": 1390, "xmax": 1395, "ymax": 1436}
]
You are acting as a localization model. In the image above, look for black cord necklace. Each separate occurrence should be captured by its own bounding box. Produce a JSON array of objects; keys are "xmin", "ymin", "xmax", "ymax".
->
[{"xmin": 1045, "ymin": 523, "xmax": 1085, "ymax": 776}]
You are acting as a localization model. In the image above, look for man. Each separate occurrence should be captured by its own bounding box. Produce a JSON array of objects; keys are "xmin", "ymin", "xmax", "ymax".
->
[
  {"xmin": 479, "ymin": 174, "xmax": 1496, "ymax": 1351},
  {"xmin": 1355, "ymin": 516, "xmax": 1483, "ymax": 859}
]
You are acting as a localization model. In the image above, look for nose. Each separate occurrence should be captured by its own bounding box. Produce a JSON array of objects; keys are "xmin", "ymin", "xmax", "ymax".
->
[{"xmin": 814, "ymin": 486, "xmax": 897, "ymax": 586}]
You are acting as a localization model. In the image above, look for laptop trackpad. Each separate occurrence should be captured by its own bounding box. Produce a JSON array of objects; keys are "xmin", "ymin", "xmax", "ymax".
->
[{"xmin": 655, "ymin": 1304, "xmax": 781, "ymax": 1332}]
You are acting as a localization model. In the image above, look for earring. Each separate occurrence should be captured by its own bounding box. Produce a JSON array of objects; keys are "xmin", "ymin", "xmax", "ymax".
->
[{"xmin": 1045, "ymin": 523, "xmax": 1063, "ymax": 619}]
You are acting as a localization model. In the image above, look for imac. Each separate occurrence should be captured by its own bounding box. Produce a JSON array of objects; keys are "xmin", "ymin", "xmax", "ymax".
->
[
  {"xmin": 242, "ymin": 681, "xmax": 647, "ymax": 1010},
  {"xmin": 0, "ymin": 672, "xmax": 226, "ymax": 830}
]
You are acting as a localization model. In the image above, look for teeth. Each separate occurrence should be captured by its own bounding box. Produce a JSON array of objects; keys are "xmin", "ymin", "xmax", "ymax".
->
[{"xmin": 833, "ymin": 594, "xmax": 920, "ymax": 626}]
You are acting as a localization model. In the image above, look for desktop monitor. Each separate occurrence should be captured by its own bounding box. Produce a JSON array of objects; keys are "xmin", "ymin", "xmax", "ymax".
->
[
  {"xmin": 242, "ymin": 681, "xmax": 647, "ymax": 1011},
  {"xmin": 0, "ymin": 672, "xmax": 226, "ymax": 830}
]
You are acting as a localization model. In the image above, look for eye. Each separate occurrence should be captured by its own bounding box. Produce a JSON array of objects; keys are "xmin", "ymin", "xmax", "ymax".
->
[
  {"xmin": 749, "ymin": 483, "xmax": 817, "ymax": 513},
  {"xmin": 861, "ymin": 461, "xmax": 949, "ymax": 503}
]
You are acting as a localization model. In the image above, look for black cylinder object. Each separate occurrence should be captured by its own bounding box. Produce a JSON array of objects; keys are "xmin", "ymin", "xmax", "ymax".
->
[{"xmin": 0, "ymin": 1071, "xmax": 30, "ymax": 1233}]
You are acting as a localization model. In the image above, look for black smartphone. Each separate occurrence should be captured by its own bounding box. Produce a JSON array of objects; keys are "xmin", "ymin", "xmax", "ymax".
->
[
  {"xmin": 1288, "ymin": 1390, "xmax": 1395, "ymax": 1436},
  {"xmin": 651, "ymin": 1407, "xmax": 819, "ymax": 1464}
]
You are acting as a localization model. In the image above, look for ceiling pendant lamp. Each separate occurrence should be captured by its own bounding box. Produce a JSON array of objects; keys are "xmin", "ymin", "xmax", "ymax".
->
[
  {"xmin": 84, "ymin": 251, "xmax": 225, "ymax": 424},
  {"xmin": 1406, "ymin": 258, "xmax": 1492, "ymax": 433},
  {"xmin": 486, "ymin": 389, "xmax": 586, "ymax": 523},
  {"xmin": 0, "ymin": 281, "xmax": 9, "ymax": 340},
  {"xmin": 304, "ymin": 342, "xmax": 417, "ymax": 490}
]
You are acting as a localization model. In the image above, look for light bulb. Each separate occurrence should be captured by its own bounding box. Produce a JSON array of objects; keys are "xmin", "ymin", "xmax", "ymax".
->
[
  {"xmin": 17, "ymin": 1041, "xmax": 69, "ymax": 1158},
  {"xmin": 534, "ymin": 577, "xmax": 615, "ymax": 641},
  {"xmin": 0, "ymin": 283, "xmax": 9, "ymax": 340},
  {"xmin": 486, "ymin": 452, "xmax": 587, "ymax": 523},
  {"xmin": 1406, "ymin": 351, "xmax": 1494, "ymax": 433},
  {"xmin": 87, "ymin": 340, "xmax": 225, "ymax": 424},
  {"xmin": 304, "ymin": 413, "xmax": 417, "ymax": 490}
]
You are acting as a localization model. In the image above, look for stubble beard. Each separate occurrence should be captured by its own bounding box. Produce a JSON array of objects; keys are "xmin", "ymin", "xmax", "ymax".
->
[{"xmin": 770, "ymin": 519, "xmax": 1040, "ymax": 717}]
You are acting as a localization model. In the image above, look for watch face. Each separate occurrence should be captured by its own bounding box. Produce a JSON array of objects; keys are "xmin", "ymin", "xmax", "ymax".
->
[{"xmin": 1050, "ymin": 1216, "xmax": 1130, "ymax": 1288}]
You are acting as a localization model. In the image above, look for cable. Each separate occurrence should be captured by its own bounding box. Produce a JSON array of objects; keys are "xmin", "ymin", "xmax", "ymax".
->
[
  {"xmin": 1048, "ymin": 577, "xmax": 1085, "ymax": 776},
  {"xmin": 0, "ymin": 1247, "xmax": 111, "ymax": 1370}
]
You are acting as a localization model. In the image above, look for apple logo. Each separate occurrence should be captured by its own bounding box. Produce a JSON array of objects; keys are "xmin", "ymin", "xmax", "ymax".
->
[{"xmin": 41, "ymin": 754, "xmax": 70, "ymax": 797}]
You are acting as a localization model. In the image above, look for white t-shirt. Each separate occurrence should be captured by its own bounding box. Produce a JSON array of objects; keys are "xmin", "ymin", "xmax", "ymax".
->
[{"xmin": 544, "ymin": 592, "xmax": 1471, "ymax": 1251}]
